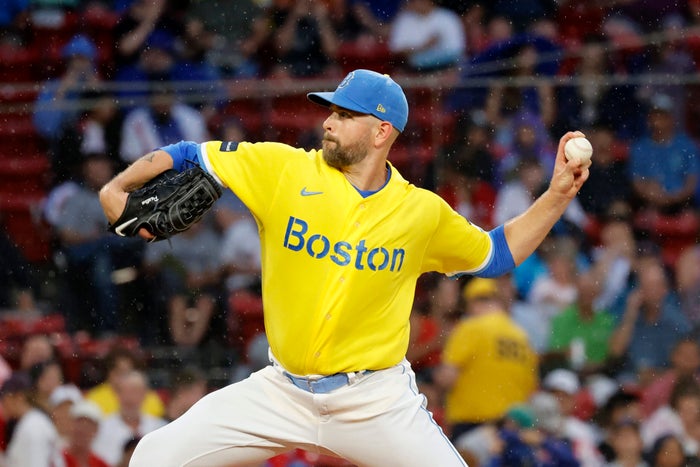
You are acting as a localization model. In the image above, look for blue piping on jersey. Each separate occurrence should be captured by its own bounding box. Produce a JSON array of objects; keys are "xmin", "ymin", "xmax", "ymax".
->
[{"xmin": 354, "ymin": 163, "xmax": 391, "ymax": 198}]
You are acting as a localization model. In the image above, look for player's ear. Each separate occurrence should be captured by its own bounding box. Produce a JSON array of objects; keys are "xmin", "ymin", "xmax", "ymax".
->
[{"xmin": 375, "ymin": 121, "xmax": 395, "ymax": 147}]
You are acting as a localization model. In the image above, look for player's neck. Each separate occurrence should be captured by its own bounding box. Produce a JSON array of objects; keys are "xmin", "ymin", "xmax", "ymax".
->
[{"xmin": 342, "ymin": 156, "xmax": 388, "ymax": 191}]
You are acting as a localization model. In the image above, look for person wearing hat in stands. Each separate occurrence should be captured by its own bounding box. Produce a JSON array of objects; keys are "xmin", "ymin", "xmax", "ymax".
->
[
  {"xmin": 434, "ymin": 277, "xmax": 538, "ymax": 442},
  {"xmin": 542, "ymin": 368, "xmax": 604, "ymax": 466},
  {"xmin": 0, "ymin": 372, "xmax": 64, "ymax": 466},
  {"xmin": 48, "ymin": 383, "xmax": 84, "ymax": 448},
  {"xmin": 62, "ymin": 400, "xmax": 108, "ymax": 467}
]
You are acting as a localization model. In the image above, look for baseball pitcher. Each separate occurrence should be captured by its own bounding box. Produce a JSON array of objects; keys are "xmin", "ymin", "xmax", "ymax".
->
[{"xmin": 99, "ymin": 69, "xmax": 591, "ymax": 466}]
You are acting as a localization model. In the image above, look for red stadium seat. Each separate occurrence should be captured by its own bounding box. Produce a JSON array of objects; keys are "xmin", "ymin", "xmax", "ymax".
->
[
  {"xmin": 336, "ymin": 41, "xmax": 395, "ymax": 75},
  {"xmin": 0, "ymin": 45, "xmax": 37, "ymax": 82}
]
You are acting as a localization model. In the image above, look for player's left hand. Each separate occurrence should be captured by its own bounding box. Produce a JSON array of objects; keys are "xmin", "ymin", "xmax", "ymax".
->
[{"xmin": 549, "ymin": 131, "xmax": 592, "ymax": 199}]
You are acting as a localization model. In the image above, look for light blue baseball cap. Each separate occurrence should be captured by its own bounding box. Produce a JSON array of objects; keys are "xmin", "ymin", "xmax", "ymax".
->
[{"xmin": 307, "ymin": 69, "xmax": 409, "ymax": 132}]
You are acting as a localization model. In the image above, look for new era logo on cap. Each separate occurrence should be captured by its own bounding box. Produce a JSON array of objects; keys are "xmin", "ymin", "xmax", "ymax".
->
[{"xmin": 307, "ymin": 69, "xmax": 409, "ymax": 132}]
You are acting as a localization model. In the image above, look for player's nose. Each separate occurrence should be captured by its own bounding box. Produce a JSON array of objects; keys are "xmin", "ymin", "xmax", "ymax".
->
[{"xmin": 323, "ymin": 114, "xmax": 336, "ymax": 132}]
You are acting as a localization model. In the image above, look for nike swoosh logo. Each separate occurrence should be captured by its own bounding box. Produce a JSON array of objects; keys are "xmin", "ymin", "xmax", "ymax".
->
[
  {"xmin": 114, "ymin": 217, "xmax": 139, "ymax": 236},
  {"xmin": 301, "ymin": 187, "xmax": 324, "ymax": 196}
]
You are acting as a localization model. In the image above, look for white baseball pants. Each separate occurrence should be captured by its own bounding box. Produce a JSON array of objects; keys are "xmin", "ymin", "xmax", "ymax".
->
[{"xmin": 129, "ymin": 358, "xmax": 467, "ymax": 467}]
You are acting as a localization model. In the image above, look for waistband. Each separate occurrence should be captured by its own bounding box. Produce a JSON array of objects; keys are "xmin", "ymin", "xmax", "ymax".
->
[
  {"xmin": 269, "ymin": 349, "xmax": 374, "ymax": 394},
  {"xmin": 283, "ymin": 370, "xmax": 373, "ymax": 394}
]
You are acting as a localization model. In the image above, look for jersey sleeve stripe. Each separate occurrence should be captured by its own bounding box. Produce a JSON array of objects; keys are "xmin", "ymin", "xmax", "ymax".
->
[
  {"xmin": 198, "ymin": 142, "xmax": 226, "ymax": 187},
  {"xmin": 445, "ymin": 236, "xmax": 494, "ymax": 278}
]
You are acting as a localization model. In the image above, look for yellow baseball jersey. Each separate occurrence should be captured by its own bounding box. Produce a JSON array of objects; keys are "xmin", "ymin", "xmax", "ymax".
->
[
  {"xmin": 201, "ymin": 141, "xmax": 492, "ymax": 375},
  {"xmin": 441, "ymin": 312, "xmax": 538, "ymax": 424}
]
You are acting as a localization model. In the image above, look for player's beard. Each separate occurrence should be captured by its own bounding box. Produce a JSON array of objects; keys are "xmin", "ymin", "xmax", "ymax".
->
[{"xmin": 322, "ymin": 133, "xmax": 371, "ymax": 169}]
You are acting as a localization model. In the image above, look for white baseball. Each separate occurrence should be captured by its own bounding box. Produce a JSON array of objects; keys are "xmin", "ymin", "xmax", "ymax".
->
[{"xmin": 564, "ymin": 137, "xmax": 593, "ymax": 163}]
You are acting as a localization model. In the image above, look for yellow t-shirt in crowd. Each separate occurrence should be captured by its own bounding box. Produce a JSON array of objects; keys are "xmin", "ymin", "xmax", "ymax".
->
[
  {"xmin": 442, "ymin": 312, "xmax": 538, "ymax": 424},
  {"xmin": 86, "ymin": 382, "xmax": 165, "ymax": 418}
]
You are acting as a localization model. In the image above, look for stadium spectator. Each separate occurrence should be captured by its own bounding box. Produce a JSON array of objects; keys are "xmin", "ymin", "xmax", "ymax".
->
[
  {"xmin": 641, "ymin": 339, "xmax": 700, "ymax": 418},
  {"xmin": 609, "ymin": 260, "xmax": 692, "ymax": 382},
  {"xmin": 494, "ymin": 158, "xmax": 588, "ymax": 235},
  {"xmin": 119, "ymin": 85, "xmax": 209, "ymax": 163},
  {"xmin": 92, "ymin": 369, "xmax": 167, "ymax": 466},
  {"xmin": 554, "ymin": 34, "xmax": 645, "ymax": 140},
  {"xmin": 163, "ymin": 367, "xmax": 208, "ymax": 423},
  {"xmin": 77, "ymin": 89, "xmax": 127, "ymax": 174},
  {"xmin": 0, "ymin": 372, "xmax": 64, "ymax": 466},
  {"xmin": 541, "ymin": 368, "xmax": 604, "ymax": 466},
  {"xmin": 111, "ymin": 0, "xmax": 182, "ymax": 71},
  {"xmin": 33, "ymin": 34, "xmax": 102, "ymax": 184},
  {"xmin": 493, "ymin": 394, "xmax": 580, "ymax": 467},
  {"xmin": 639, "ymin": 14, "xmax": 695, "ymax": 127},
  {"xmin": 587, "ymin": 215, "xmax": 638, "ymax": 318},
  {"xmin": 28, "ymin": 359, "xmax": 64, "ymax": 413},
  {"xmin": 647, "ymin": 434, "xmax": 700, "ymax": 467},
  {"xmin": 48, "ymin": 383, "xmax": 83, "ymax": 448},
  {"xmin": 114, "ymin": 30, "xmax": 180, "ymax": 107},
  {"xmin": 459, "ymin": 4, "xmax": 490, "ymax": 56},
  {"xmin": 407, "ymin": 273, "xmax": 460, "ymax": 377},
  {"xmin": 350, "ymin": 0, "xmax": 402, "ymax": 31},
  {"xmin": 547, "ymin": 272, "xmax": 616, "ymax": 372},
  {"xmin": 596, "ymin": 386, "xmax": 645, "ymax": 462},
  {"xmin": 216, "ymin": 191, "xmax": 262, "ymax": 299},
  {"xmin": 0, "ymin": 0, "xmax": 29, "ymax": 45},
  {"xmin": 62, "ymin": 399, "xmax": 109, "ymax": 467},
  {"xmin": 142, "ymin": 219, "xmax": 224, "ymax": 352},
  {"xmin": 51, "ymin": 152, "xmax": 143, "ymax": 335},
  {"xmin": 576, "ymin": 123, "xmax": 631, "ymax": 220},
  {"xmin": 641, "ymin": 376, "xmax": 700, "ymax": 456},
  {"xmin": 272, "ymin": 0, "xmax": 342, "ymax": 78},
  {"xmin": 630, "ymin": 94, "xmax": 700, "ymax": 231},
  {"xmin": 489, "ymin": 0, "xmax": 558, "ymax": 32},
  {"xmin": 115, "ymin": 437, "xmax": 141, "ymax": 467},
  {"xmin": 238, "ymin": 0, "xmax": 342, "ymax": 79},
  {"xmin": 484, "ymin": 42, "xmax": 558, "ymax": 141},
  {"xmin": 85, "ymin": 347, "xmax": 165, "ymax": 419},
  {"xmin": 388, "ymin": 0, "xmax": 465, "ymax": 72},
  {"xmin": 434, "ymin": 278, "xmax": 538, "ymax": 441},
  {"xmin": 325, "ymin": 0, "xmax": 385, "ymax": 44},
  {"xmin": 18, "ymin": 334, "xmax": 56, "ymax": 371},
  {"xmin": 605, "ymin": 418, "xmax": 648, "ymax": 467},
  {"xmin": 495, "ymin": 273, "xmax": 550, "ymax": 355},
  {"xmin": 435, "ymin": 148, "xmax": 497, "ymax": 230},
  {"xmin": 497, "ymin": 117, "xmax": 557, "ymax": 186},
  {"xmin": 675, "ymin": 246, "xmax": 700, "ymax": 328},
  {"xmin": 434, "ymin": 111, "xmax": 498, "ymax": 226}
]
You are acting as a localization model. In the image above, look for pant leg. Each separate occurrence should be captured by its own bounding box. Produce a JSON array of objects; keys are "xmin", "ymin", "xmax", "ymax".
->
[
  {"xmin": 318, "ymin": 361, "xmax": 468, "ymax": 467},
  {"xmin": 130, "ymin": 366, "xmax": 321, "ymax": 467}
]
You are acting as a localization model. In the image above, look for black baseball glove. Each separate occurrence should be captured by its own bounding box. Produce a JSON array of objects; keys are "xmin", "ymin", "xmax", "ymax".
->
[{"xmin": 108, "ymin": 166, "xmax": 223, "ymax": 242}]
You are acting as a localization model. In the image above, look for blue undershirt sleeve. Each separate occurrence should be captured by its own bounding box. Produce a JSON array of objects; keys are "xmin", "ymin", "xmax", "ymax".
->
[
  {"xmin": 474, "ymin": 224, "xmax": 516, "ymax": 278},
  {"xmin": 160, "ymin": 141, "xmax": 203, "ymax": 172}
]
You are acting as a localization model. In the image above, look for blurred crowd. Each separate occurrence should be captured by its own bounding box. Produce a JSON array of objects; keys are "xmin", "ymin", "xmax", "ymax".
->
[{"xmin": 2, "ymin": 0, "xmax": 700, "ymax": 466}]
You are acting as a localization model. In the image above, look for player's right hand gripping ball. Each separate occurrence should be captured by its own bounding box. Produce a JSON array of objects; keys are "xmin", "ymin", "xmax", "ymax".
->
[
  {"xmin": 564, "ymin": 136, "xmax": 593, "ymax": 164},
  {"xmin": 108, "ymin": 166, "xmax": 222, "ymax": 242}
]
